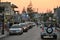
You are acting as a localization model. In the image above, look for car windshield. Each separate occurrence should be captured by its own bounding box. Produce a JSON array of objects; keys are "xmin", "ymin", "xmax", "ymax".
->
[
  {"xmin": 20, "ymin": 24, "xmax": 26, "ymax": 27},
  {"xmin": 11, "ymin": 25, "xmax": 20, "ymax": 28}
]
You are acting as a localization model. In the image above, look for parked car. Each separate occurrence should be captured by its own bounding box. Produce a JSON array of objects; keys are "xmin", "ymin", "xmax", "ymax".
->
[
  {"xmin": 30, "ymin": 22, "xmax": 36, "ymax": 26},
  {"xmin": 25, "ymin": 22, "xmax": 36, "ymax": 28},
  {"xmin": 19, "ymin": 23, "xmax": 29, "ymax": 32},
  {"xmin": 40, "ymin": 23, "xmax": 57, "ymax": 40},
  {"xmin": 24, "ymin": 22, "xmax": 31, "ymax": 29},
  {"xmin": 9, "ymin": 24, "xmax": 23, "ymax": 35}
]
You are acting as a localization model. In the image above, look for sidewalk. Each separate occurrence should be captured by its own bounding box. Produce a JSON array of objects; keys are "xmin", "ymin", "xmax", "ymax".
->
[{"xmin": 0, "ymin": 30, "xmax": 9, "ymax": 38}]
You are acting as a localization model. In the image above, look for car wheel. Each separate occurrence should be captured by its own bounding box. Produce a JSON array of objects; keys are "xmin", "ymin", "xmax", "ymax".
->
[
  {"xmin": 19, "ymin": 30, "xmax": 23, "ymax": 35},
  {"xmin": 41, "ymin": 35, "xmax": 44, "ymax": 39},
  {"xmin": 53, "ymin": 39, "xmax": 57, "ymax": 40},
  {"xmin": 54, "ymin": 35, "xmax": 57, "ymax": 39},
  {"xmin": 19, "ymin": 32, "xmax": 23, "ymax": 35},
  {"xmin": 24, "ymin": 30, "xmax": 28, "ymax": 32}
]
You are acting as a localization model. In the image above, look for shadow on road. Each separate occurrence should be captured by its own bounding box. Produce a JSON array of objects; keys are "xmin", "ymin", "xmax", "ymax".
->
[{"xmin": 41, "ymin": 39, "xmax": 57, "ymax": 40}]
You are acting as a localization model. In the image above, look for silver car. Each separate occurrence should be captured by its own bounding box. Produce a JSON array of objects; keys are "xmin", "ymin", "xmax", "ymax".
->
[
  {"xmin": 9, "ymin": 24, "xmax": 23, "ymax": 35},
  {"xmin": 40, "ymin": 23, "xmax": 57, "ymax": 40},
  {"xmin": 25, "ymin": 22, "xmax": 36, "ymax": 28}
]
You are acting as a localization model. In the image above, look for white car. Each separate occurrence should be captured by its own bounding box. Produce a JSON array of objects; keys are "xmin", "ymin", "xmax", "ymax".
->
[
  {"xmin": 9, "ymin": 24, "xmax": 23, "ymax": 35},
  {"xmin": 25, "ymin": 22, "xmax": 36, "ymax": 28},
  {"xmin": 40, "ymin": 23, "xmax": 57, "ymax": 40}
]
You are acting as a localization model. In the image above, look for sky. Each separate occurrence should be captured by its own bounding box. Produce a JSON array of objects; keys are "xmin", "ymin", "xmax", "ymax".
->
[{"xmin": 1, "ymin": 0, "xmax": 60, "ymax": 13}]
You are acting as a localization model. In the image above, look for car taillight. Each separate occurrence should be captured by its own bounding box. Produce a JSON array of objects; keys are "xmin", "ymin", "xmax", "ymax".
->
[{"xmin": 54, "ymin": 28, "xmax": 57, "ymax": 32}]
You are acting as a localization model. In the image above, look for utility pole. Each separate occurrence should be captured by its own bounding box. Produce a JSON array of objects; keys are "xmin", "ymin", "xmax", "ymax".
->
[
  {"xmin": 2, "ymin": 13, "xmax": 4, "ymax": 34},
  {"xmin": 0, "ymin": 0, "xmax": 4, "ymax": 35}
]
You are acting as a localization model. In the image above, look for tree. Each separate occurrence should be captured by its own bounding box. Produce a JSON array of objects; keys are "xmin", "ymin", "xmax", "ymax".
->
[{"xmin": 27, "ymin": 1, "xmax": 34, "ymax": 21}]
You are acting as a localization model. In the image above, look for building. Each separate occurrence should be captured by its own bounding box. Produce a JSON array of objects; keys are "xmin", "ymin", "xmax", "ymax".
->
[
  {"xmin": 13, "ymin": 11, "xmax": 21, "ymax": 23},
  {"xmin": 33, "ymin": 12, "xmax": 41, "ymax": 22},
  {"xmin": 21, "ymin": 12, "xmax": 30, "ymax": 22},
  {"xmin": 54, "ymin": 7, "xmax": 60, "ymax": 23},
  {"xmin": 27, "ymin": 0, "xmax": 33, "ymax": 13},
  {"xmin": 0, "ymin": 2, "xmax": 18, "ymax": 23}
]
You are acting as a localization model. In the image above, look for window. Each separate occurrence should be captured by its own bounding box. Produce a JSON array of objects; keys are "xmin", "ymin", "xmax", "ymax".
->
[{"xmin": 0, "ymin": 7, "xmax": 4, "ymax": 13}]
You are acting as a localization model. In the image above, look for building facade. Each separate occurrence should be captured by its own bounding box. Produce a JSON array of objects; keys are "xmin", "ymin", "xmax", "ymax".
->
[
  {"xmin": 0, "ymin": 2, "xmax": 18, "ymax": 23},
  {"xmin": 54, "ymin": 7, "xmax": 60, "ymax": 23}
]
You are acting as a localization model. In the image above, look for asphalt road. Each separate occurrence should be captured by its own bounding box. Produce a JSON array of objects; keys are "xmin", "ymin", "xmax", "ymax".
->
[
  {"xmin": 0, "ymin": 25, "xmax": 41, "ymax": 40},
  {"xmin": 0, "ymin": 25, "xmax": 60, "ymax": 40}
]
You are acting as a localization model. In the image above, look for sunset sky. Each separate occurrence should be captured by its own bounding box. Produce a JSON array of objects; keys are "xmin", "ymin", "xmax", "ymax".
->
[{"xmin": 1, "ymin": 0, "xmax": 60, "ymax": 13}]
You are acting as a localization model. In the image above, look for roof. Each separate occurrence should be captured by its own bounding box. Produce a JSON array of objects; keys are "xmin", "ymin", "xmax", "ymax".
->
[{"xmin": 11, "ymin": 4, "xmax": 18, "ymax": 8}]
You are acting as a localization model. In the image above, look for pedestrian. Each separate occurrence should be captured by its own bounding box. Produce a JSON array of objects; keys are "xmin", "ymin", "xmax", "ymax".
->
[{"xmin": 4, "ymin": 23, "xmax": 9, "ymax": 32}]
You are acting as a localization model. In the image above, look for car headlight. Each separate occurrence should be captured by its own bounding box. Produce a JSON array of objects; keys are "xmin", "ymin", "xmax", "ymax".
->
[
  {"xmin": 19, "ymin": 28, "xmax": 22, "ymax": 30},
  {"xmin": 23, "ymin": 27, "xmax": 27, "ymax": 29}
]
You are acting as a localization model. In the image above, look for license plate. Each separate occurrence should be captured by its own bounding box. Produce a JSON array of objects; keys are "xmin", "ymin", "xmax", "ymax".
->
[
  {"xmin": 16, "ymin": 31, "xmax": 20, "ymax": 32},
  {"xmin": 13, "ymin": 31, "xmax": 16, "ymax": 32},
  {"xmin": 44, "ymin": 36, "xmax": 53, "ymax": 38}
]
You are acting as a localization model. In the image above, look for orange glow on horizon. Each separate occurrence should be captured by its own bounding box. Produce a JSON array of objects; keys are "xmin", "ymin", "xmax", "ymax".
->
[{"xmin": 1, "ymin": 0, "xmax": 60, "ymax": 13}]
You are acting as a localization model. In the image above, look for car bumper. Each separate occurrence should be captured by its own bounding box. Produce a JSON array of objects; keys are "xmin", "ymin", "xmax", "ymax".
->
[
  {"xmin": 23, "ymin": 28, "xmax": 28, "ymax": 32},
  {"xmin": 41, "ymin": 34, "xmax": 57, "ymax": 39},
  {"xmin": 9, "ymin": 31, "xmax": 23, "ymax": 34}
]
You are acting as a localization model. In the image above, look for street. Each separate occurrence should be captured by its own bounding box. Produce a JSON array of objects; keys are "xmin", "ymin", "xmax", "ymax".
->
[
  {"xmin": 0, "ymin": 0, "xmax": 60, "ymax": 40},
  {"xmin": 0, "ymin": 25, "xmax": 60, "ymax": 40},
  {"xmin": 0, "ymin": 25, "xmax": 41, "ymax": 40}
]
